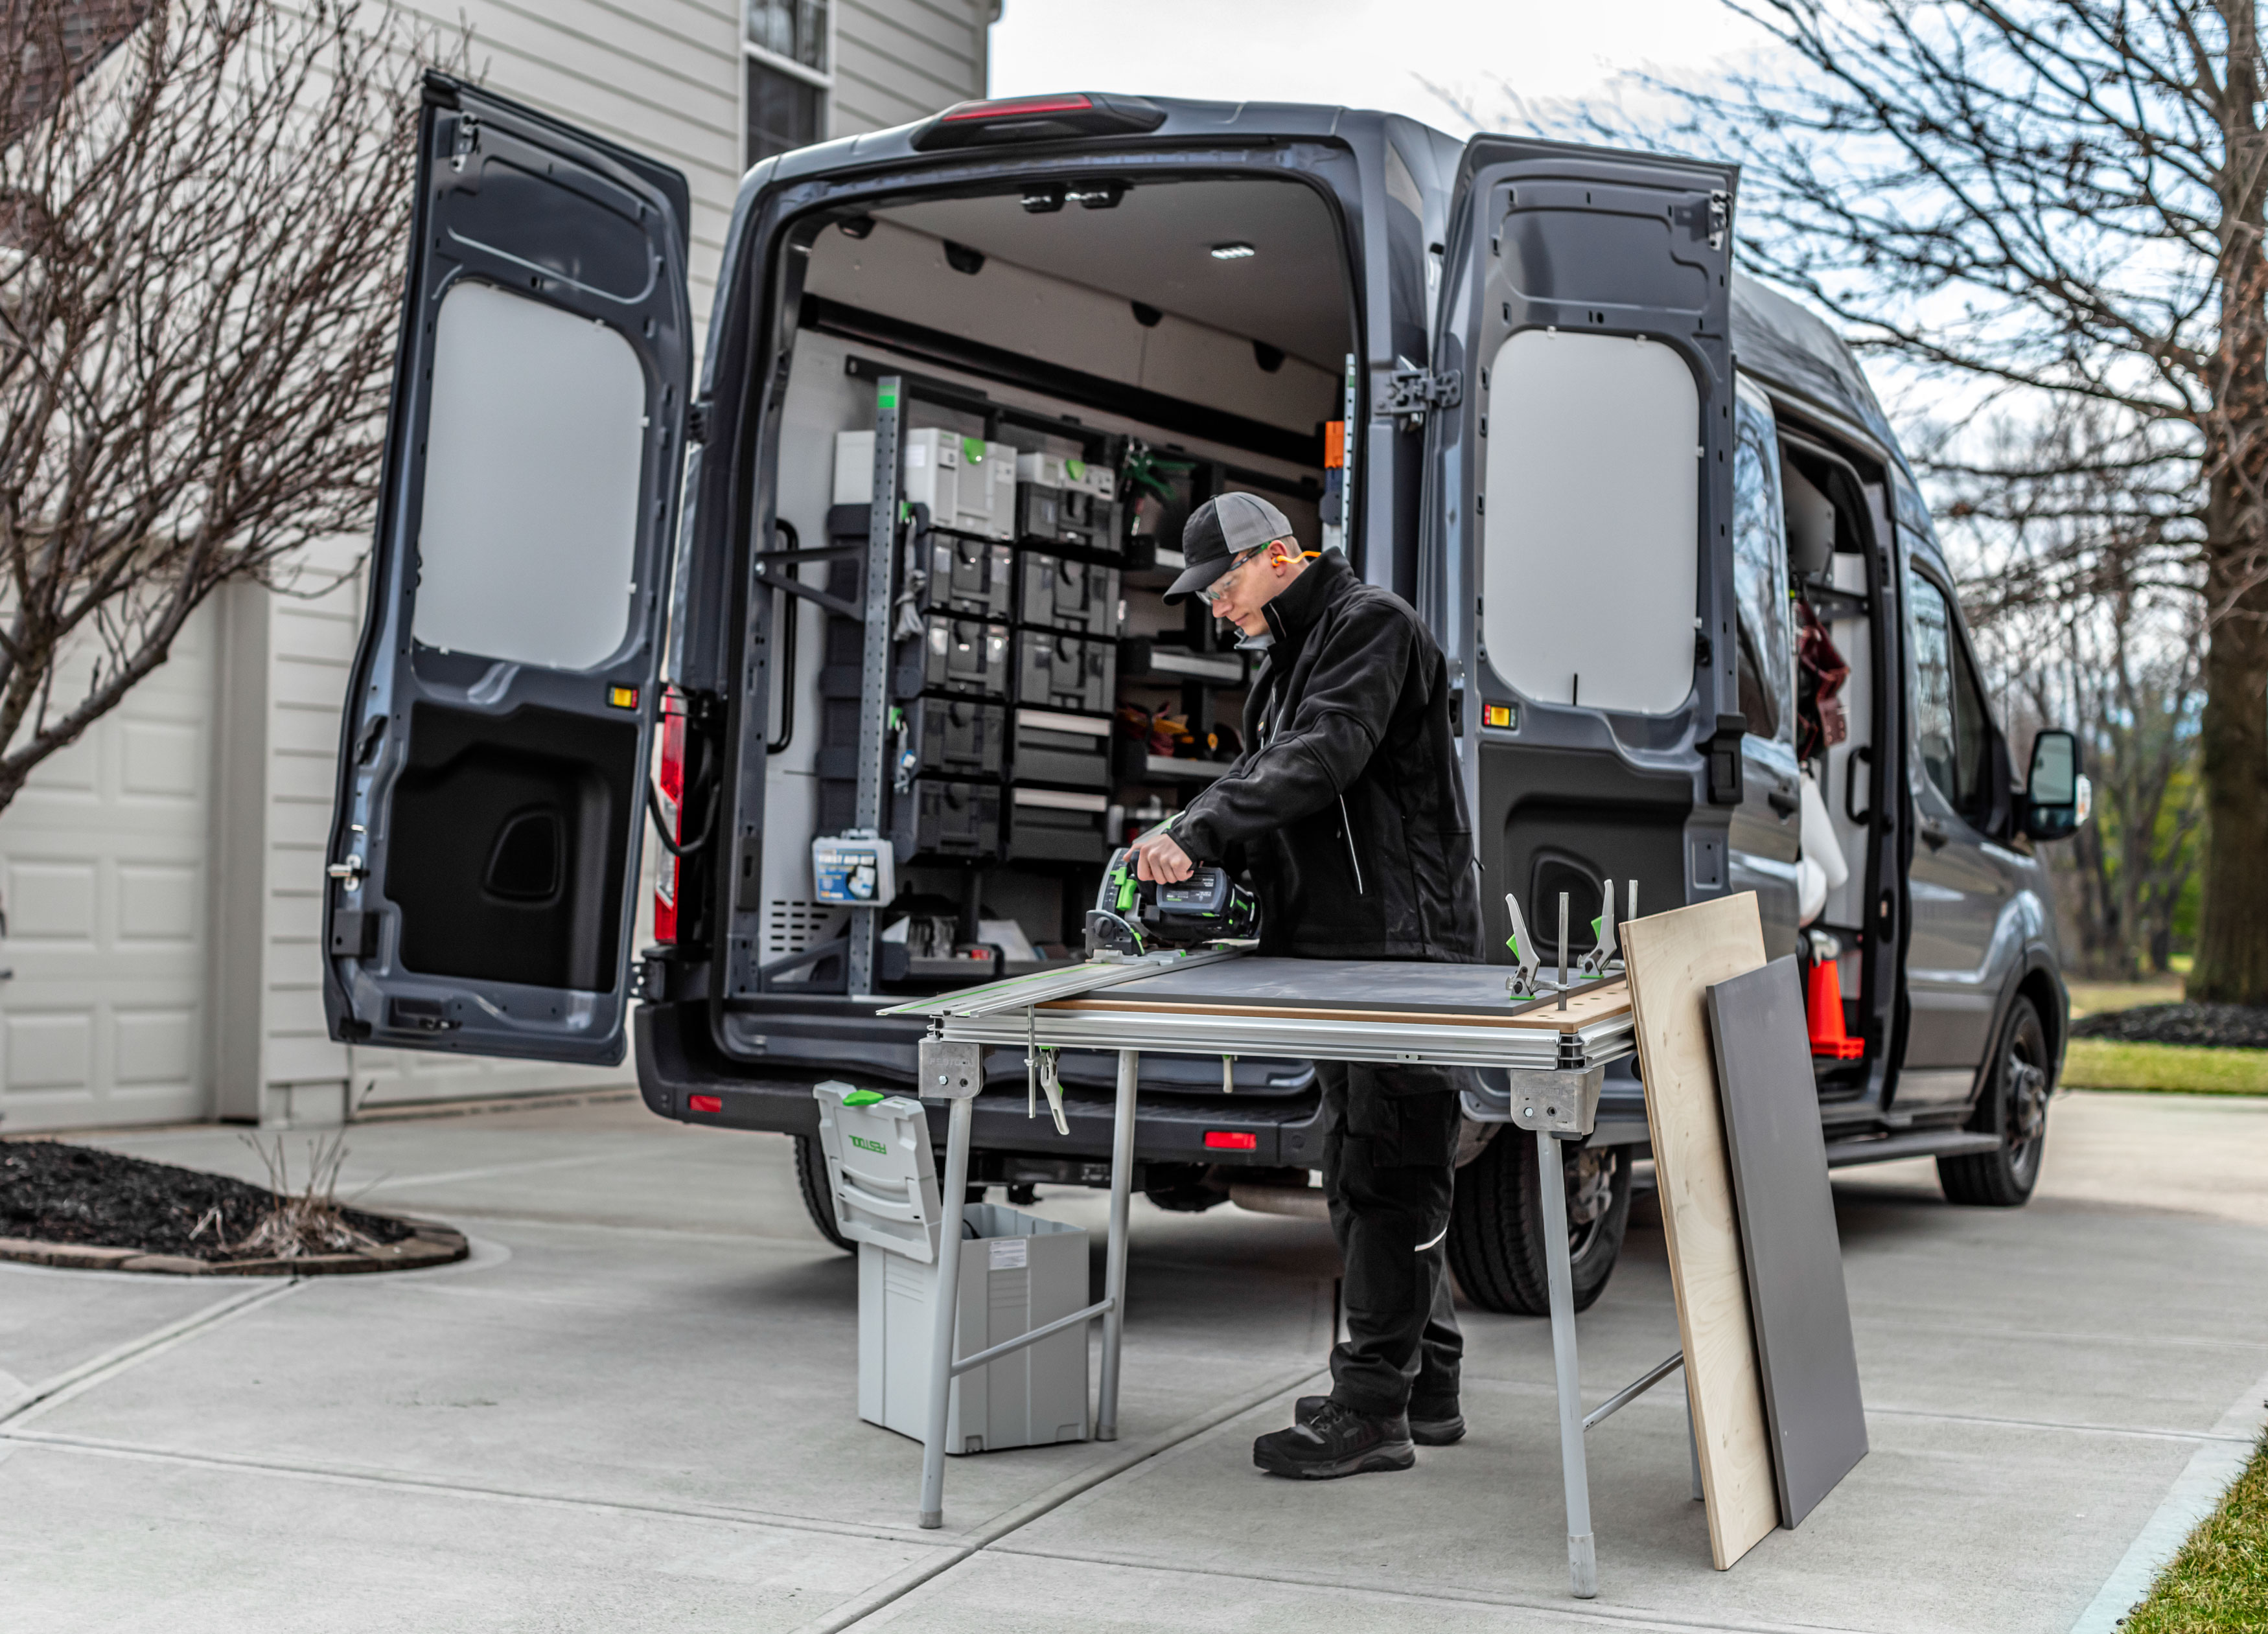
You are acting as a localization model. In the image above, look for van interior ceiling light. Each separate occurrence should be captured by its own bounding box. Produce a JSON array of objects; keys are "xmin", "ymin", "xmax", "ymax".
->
[
  {"xmin": 1021, "ymin": 185, "xmax": 1065, "ymax": 214},
  {"xmin": 1067, "ymin": 180, "xmax": 1127, "ymax": 209},
  {"xmin": 1209, "ymin": 242, "xmax": 1256, "ymax": 260}
]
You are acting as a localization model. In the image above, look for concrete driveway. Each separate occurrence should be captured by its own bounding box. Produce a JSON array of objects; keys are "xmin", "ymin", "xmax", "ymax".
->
[{"xmin": 3, "ymin": 1088, "xmax": 2263, "ymax": 1633}]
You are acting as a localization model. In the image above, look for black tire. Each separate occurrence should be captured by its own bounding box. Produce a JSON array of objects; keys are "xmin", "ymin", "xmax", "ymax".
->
[
  {"xmin": 1447, "ymin": 1131, "xmax": 1633, "ymax": 1315},
  {"xmin": 793, "ymin": 1133, "xmax": 855, "ymax": 1252},
  {"xmin": 1938, "ymin": 995, "xmax": 2052, "ymax": 1208},
  {"xmin": 1143, "ymin": 1162, "xmax": 1230, "ymax": 1213}
]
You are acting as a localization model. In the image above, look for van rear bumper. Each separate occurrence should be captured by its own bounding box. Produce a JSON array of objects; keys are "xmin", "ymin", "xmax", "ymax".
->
[{"xmin": 634, "ymin": 1000, "xmax": 1328, "ymax": 1168}]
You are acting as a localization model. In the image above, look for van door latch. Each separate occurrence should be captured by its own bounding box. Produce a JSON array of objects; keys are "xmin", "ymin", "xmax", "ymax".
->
[
  {"xmin": 1707, "ymin": 190, "xmax": 1730, "ymax": 251},
  {"xmin": 1382, "ymin": 368, "xmax": 1461, "ymax": 428},
  {"xmin": 327, "ymin": 855, "xmax": 365, "ymax": 885}
]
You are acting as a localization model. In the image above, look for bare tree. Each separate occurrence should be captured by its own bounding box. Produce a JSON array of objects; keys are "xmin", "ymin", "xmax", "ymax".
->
[
  {"xmin": 1553, "ymin": 2, "xmax": 2267, "ymax": 1002},
  {"xmin": 1968, "ymin": 567, "xmax": 2206, "ymax": 980},
  {"xmin": 0, "ymin": 0, "xmax": 441, "ymax": 821}
]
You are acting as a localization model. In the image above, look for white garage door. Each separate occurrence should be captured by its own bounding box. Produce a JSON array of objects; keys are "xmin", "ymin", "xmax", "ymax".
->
[{"xmin": 0, "ymin": 608, "xmax": 218, "ymax": 1132}]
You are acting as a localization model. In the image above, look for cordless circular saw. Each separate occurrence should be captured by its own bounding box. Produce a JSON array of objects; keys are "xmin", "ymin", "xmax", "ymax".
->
[{"xmin": 1084, "ymin": 844, "xmax": 1258, "ymax": 958}]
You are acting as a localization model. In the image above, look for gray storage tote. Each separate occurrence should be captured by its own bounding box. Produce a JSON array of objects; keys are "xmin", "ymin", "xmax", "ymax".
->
[{"xmin": 813, "ymin": 1083, "xmax": 1090, "ymax": 1454}]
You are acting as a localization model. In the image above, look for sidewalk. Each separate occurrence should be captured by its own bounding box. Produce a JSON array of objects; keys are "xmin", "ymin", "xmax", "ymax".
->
[{"xmin": 3, "ymin": 1088, "xmax": 2263, "ymax": 1633}]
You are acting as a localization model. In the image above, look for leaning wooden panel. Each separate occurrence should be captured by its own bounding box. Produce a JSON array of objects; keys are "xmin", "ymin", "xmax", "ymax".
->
[{"xmin": 1620, "ymin": 893, "xmax": 1777, "ymax": 1570}]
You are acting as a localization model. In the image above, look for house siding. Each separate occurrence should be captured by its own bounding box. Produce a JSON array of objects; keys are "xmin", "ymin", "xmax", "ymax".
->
[{"xmin": 0, "ymin": 0, "xmax": 989, "ymax": 1129}]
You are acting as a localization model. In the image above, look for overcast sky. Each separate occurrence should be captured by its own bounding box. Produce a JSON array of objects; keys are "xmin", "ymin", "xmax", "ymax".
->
[{"xmin": 988, "ymin": 0, "xmax": 1778, "ymax": 135}]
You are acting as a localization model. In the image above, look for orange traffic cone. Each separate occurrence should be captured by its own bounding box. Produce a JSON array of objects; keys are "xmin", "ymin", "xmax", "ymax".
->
[{"xmin": 1807, "ymin": 958, "xmax": 1866, "ymax": 1059}]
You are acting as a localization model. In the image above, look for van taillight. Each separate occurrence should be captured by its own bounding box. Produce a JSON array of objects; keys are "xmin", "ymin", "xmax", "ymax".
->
[{"xmin": 653, "ymin": 686, "xmax": 686, "ymax": 945}]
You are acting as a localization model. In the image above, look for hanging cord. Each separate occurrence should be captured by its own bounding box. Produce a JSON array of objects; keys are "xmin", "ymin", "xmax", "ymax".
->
[{"xmin": 645, "ymin": 777, "xmax": 718, "ymax": 858}]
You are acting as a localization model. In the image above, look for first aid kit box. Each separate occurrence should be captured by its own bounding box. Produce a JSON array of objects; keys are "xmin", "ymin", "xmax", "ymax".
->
[{"xmin": 812, "ymin": 833, "xmax": 896, "ymax": 906}]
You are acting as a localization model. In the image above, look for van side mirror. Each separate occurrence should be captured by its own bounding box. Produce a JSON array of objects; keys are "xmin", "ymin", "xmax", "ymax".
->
[{"xmin": 2021, "ymin": 729, "xmax": 2090, "ymax": 840}]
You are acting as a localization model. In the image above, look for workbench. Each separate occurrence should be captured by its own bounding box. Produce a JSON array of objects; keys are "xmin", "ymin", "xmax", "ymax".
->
[{"xmin": 888, "ymin": 951, "xmax": 1693, "ymax": 1599}]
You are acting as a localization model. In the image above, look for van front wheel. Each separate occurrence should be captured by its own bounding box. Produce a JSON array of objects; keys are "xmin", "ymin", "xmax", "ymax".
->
[
  {"xmin": 1446, "ymin": 1130, "xmax": 1632, "ymax": 1315},
  {"xmin": 1937, "ymin": 995, "xmax": 2052, "ymax": 1208}
]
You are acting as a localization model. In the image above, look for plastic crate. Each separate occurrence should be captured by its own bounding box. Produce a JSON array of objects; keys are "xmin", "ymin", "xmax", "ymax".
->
[
  {"xmin": 1018, "ymin": 550, "xmax": 1120, "ymax": 637},
  {"xmin": 1015, "ymin": 630, "xmax": 1115, "ymax": 715}
]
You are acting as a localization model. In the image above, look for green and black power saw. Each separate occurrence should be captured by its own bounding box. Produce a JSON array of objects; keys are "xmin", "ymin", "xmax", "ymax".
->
[{"xmin": 1084, "ymin": 844, "xmax": 1258, "ymax": 958}]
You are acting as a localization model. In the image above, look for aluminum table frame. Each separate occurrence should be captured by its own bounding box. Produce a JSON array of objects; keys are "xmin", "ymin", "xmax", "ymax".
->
[{"xmin": 895, "ymin": 956, "xmax": 1687, "ymax": 1599}]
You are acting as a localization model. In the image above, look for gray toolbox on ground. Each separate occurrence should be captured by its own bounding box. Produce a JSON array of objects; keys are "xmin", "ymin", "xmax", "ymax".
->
[{"xmin": 811, "ymin": 1082, "xmax": 1089, "ymax": 1455}]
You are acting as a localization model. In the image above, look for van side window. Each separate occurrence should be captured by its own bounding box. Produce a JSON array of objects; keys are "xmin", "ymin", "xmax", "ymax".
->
[
  {"xmin": 1731, "ymin": 404, "xmax": 1792, "ymax": 742},
  {"xmin": 1906, "ymin": 572, "xmax": 1989, "ymax": 820}
]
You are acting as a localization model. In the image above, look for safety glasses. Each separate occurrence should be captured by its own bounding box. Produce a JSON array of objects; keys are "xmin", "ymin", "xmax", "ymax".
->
[{"xmin": 1197, "ymin": 548, "xmax": 1264, "ymax": 606}]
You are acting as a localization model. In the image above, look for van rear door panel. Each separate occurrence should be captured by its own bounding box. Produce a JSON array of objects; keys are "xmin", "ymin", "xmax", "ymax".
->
[
  {"xmin": 1427, "ymin": 139, "xmax": 1739, "ymax": 952},
  {"xmin": 321, "ymin": 76, "xmax": 693, "ymax": 1065}
]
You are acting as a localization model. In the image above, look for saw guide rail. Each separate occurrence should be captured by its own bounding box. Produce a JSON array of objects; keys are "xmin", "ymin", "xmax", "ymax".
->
[{"xmin": 888, "ymin": 949, "xmax": 1676, "ymax": 1598}]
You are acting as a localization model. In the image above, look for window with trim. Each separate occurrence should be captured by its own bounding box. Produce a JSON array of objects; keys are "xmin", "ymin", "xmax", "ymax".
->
[
  {"xmin": 1731, "ymin": 398, "xmax": 1793, "ymax": 743},
  {"xmin": 1906, "ymin": 571, "xmax": 1990, "ymax": 822},
  {"xmin": 745, "ymin": 0, "xmax": 829, "ymax": 165}
]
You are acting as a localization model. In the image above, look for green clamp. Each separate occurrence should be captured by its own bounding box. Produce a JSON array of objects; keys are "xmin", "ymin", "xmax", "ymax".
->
[{"xmin": 841, "ymin": 1089, "xmax": 886, "ymax": 1107}]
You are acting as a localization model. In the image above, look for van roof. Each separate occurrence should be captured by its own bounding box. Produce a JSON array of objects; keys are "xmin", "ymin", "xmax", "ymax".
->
[{"xmin": 754, "ymin": 95, "xmax": 1904, "ymax": 470}]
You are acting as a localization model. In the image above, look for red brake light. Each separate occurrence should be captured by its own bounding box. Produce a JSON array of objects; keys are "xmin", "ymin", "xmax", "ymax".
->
[
  {"xmin": 1203, "ymin": 1131, "xmax": 1258, "ymax": 1151},
  {"xmin": 689, "ymin": 1094, "xmax": 722, "ymax": 1114},
  {"xmin": 942, "ymin": 93, "xmax": 1093, "ymax": 122},
  {"xmin": 910, "ymin": 91, "xmax": 1166, "ymax": 152},
  {"xmin": 653, "ymin": 686, "xmax": 686, "ymax": 945}
]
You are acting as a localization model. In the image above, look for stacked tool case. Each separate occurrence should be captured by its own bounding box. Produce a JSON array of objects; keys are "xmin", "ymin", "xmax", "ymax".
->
[{"xmin": 806, "ymin": 363, "xmax": 1321, "ymax": 991}]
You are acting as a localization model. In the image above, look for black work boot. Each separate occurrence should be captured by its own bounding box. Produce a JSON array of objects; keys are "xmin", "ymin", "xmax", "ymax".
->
[
  {"xmin": 1297, "ymin": 1392, "xmax": 1466, "ymax": 1447},
  {"xmin": 1253, "ymin": 1398, "xmax": 1415, "ymax": 1479}
]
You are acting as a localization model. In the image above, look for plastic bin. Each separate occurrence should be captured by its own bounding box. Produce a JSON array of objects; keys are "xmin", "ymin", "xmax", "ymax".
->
[{"xmin": 811, "ymin": 1083, "xmax": 1090, "ymax": 1455}]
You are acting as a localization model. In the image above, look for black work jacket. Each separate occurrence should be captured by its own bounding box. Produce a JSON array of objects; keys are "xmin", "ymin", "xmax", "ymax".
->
[{"xmin": 1175, "ymin": 551, "xmax": 1481, "ymax": 962}]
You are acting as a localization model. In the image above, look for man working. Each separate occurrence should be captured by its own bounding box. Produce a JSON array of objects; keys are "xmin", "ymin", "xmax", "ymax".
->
[{"xmin": 1131, "ymin": 491, "xmax": 1482, "ymax": 1480}]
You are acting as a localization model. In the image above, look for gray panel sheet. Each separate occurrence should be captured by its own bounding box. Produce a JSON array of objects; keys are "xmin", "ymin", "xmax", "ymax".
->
[
  {"xmin": 1704, "ymin": 957, "xmax": 1868, "ymax": 1528},
  {"xmin": 1105, "ymin": 957, "xmax": 1606, "ymax": 1016}
]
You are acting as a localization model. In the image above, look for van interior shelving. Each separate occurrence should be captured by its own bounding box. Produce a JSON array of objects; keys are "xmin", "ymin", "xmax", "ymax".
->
[{"xmin": 741, "ymin": 175, "xmax": 1351, "ymax": 1017}]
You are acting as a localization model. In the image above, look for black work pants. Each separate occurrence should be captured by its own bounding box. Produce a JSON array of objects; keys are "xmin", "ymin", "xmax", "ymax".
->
[{"xmin": 1317, "ymin": 1060, "xmax": 1464, "ymax": 1418}]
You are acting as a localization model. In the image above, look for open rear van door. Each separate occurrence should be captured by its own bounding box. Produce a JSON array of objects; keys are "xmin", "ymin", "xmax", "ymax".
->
[
  {"xmin": 1428, "ymin": 137, "xmax": 1740, "ymax": 948},
  {"xmin": 321, "ymin": 75, "xmax": 693, "ymax": 1065}
]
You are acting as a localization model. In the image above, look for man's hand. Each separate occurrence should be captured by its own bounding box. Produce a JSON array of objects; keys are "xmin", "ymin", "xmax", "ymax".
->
[{"xmin": 1129, "ymin": 829, "xmax": 1195, "ymax": 883}]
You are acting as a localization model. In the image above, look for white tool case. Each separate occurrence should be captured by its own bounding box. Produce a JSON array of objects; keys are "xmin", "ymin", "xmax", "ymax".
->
[
  {"xmin": 903, "ymin": 429, "xmax": 1017, "ymax": 540},
  {"xmin": 811, "ymin": 1083, "xmax": 1089, "ymax": 1453}
]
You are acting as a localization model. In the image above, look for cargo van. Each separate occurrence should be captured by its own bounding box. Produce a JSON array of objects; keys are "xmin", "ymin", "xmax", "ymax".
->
[{"xmin": 323, "ymin": 76, "xmax": 2088, "ymax": 1313}]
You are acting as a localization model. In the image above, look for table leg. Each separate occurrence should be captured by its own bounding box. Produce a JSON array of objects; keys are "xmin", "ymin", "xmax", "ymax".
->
[
  {"xmin": 1095, "ymin": 1048, "xmax": 1139, "ymax": 1442},
  {"xmin": 1537, "ymin": 1128, "xmax": 1597, "ymax": 1599},
  {"xmin": 1688, "ymin": 1391, "xmax": 1704, "ymax": 1502},
  {"xmin": 918, "ymin": 1094, "xmax": 975, "ymax": 1530}
]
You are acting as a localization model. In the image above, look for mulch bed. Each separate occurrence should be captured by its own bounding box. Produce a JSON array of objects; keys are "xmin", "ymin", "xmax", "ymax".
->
[
  {"xmin": 2070, "ymin": 1004, "xmax": 2268, "ymax": 1051},
  {"xmin": 0, "ymin": 1140, "xmax": 465, "ymax": 1276}
]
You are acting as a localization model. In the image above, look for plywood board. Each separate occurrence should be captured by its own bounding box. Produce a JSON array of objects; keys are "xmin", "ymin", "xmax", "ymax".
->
[
  {"xmin": 1619, "ymin": 893, "xmax": 1777, "ymax": 1570},
  {"xmin": 1706, "ymin": 958, "xmax": 1868, "ymax": 1526}
]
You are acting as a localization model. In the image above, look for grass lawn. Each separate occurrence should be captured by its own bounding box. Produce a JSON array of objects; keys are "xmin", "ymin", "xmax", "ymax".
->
[
  {"xmin": 2067, "ymin": 978, "xmax": 2185, "ymax": 1019},
  {"xmin": 2063, "ymin": 1040, "xmax": 2268, "ymax": 1096},
  {"xmin": 2123, "ymin": 1437, "xmax": 2268, "ymax": 1633}
]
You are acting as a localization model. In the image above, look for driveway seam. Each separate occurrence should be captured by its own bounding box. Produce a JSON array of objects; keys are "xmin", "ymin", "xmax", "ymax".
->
[
  {"xmin": 0, "ymin": 1429, "xmax": 956, "ymax": 1547},
  {"xmin": 1863, "ymin": 1404, "xmax": 2256, "ymax": 1445},
  {"xmin": 967, "ymin": 1543, "xmax": 1895, "ymax": 1634},
  {"xmin": 0, "ymin": 1279, "xmax": 302, "ymax": 1429},
  {"xmin": 785, "ymin": 1364, "xmax": 1327, "ymax": 1634}
]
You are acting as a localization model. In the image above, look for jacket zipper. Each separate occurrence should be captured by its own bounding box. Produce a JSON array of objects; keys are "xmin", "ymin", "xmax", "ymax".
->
[{"xmin": 1338, "ymin": 792, "xmax": 1365, "ymax": 894}]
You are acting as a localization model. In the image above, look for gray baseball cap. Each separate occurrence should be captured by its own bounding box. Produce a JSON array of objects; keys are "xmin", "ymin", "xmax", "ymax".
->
[{"xmin": 1163, "ymin": 492, "xmax": 1297, "ymax": 604}]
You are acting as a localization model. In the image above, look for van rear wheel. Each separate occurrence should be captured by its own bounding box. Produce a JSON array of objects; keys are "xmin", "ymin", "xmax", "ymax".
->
[
  {"xmin": 793, "ymin": 1133, "xmax": 855, "ymax": 1252},
  {"xmin": 1447, "ymin": 1129, "xmax": 1632, "ymax": 1315},
  {"xmin": 1938, "ymin": 995, "xmax": 2052, "ymax": 1208}
]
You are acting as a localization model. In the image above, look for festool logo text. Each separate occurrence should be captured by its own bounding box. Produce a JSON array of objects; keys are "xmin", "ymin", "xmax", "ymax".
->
[{"xmin": 849, "ymin": 1135, "xmax": 887, "ymax": 1154}]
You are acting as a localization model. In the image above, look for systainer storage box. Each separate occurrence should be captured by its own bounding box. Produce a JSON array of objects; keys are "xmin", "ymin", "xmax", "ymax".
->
[{"xmin": 811, "ymin": 1083, "xmax": 1089, "ymax": 1455}]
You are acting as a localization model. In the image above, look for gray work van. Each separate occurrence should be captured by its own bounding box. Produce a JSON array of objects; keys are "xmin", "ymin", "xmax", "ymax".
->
[{"xmin": 323, "ymin": 76, "xmax": 2089, "ymax": 1313}]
